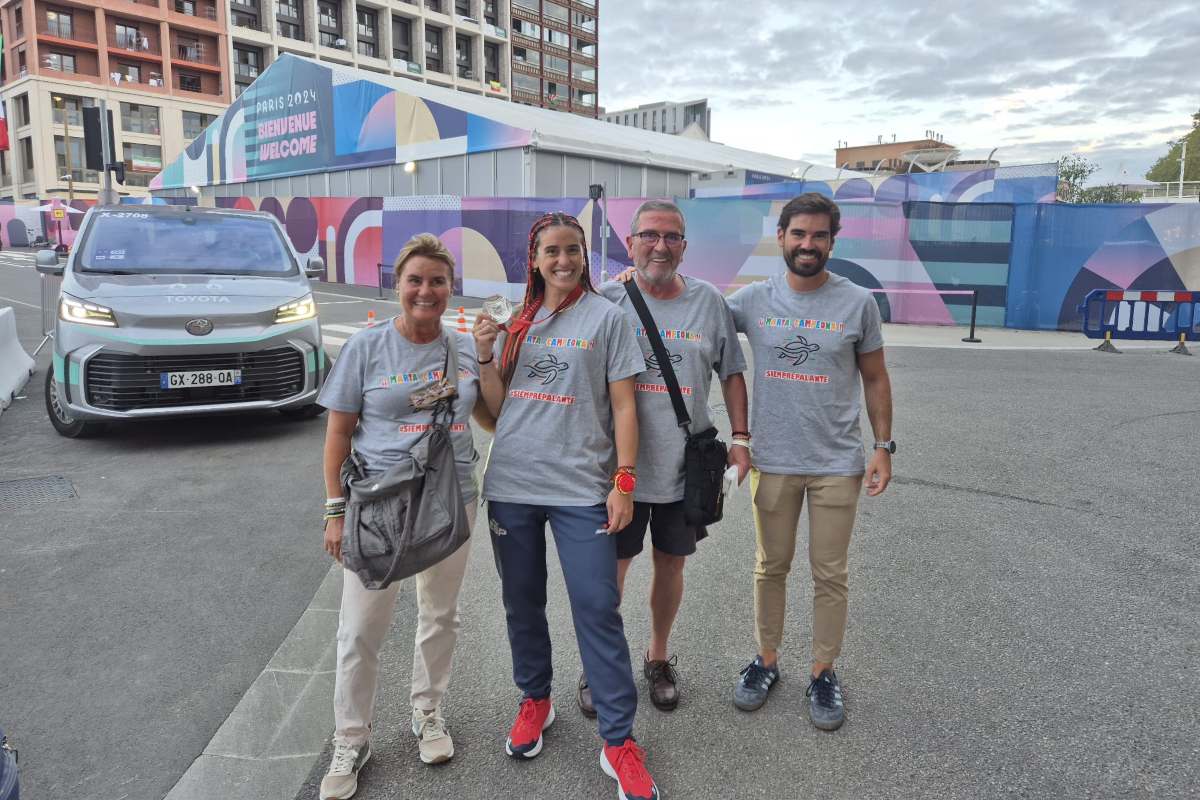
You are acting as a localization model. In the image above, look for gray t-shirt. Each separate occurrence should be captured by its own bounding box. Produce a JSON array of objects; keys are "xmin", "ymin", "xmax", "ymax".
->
[
  {"xmin": 317, "ymin": 320, "xmax": 481, "ymax": 504},
  {"xmin": 727, "ymin": 272, "xmax": 883, "ymax": 476},
  {"xmin": 599, "ymin": 277, "xmax": 746, "ymax": 503},
  {"xmin": 483, "ymin": 292, "xmax": 645, "ymax": 506}
]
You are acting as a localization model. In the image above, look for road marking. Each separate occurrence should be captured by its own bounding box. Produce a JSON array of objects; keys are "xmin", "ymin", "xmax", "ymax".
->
[
  {"xmin": 322, "ymin": 335, "xmax": 348, "ymax": 348},
  {"xmin": 316, "ymin": 300, "xmax": 363, "ymax": 305},
  {"xmin": 0, "ymin": 294, "xmax": 40, "ymax": 309},
  {"xmin": 322, "ymin": 323, "xmax": 364, "ymax": 335},
  {"xmin": 313, "ymin": 288, "xmax": 401, "ymax": 304}
]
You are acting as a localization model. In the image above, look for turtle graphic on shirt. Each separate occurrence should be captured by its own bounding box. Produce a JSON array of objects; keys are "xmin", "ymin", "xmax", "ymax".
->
[
  {"xmin": 644, "ymin": 351, "xmax": 683, "ymax": 378},
  {"xmin": 525, "ymin": 353, "xmax": 570, "ymax": 385},
  {"xmin": 774, "ymin": 335, "xmax": 821, "ymax": 366}
]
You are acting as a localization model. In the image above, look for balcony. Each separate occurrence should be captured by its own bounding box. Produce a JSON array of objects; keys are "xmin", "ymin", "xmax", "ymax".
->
[
  {"xmin": 456, "ymin": 64, "xmax": 474, "ymax": 79},
  {"xmin": 175, "ymin": 44, "xmax": 219, "ymax": 65},
  {"xmin": 39, "ymin": 22, "xmax": 99, "ymax": 46},
  {"xmin": 512, "ymin": 87, "xmax": 539, "ymax": 104},
  {"xmin": 172, "ymin": 1, "xmax": 218, "ymax": 20},
  {"xmin": 110, "ymin": 32, "xmax": 161, "ymax": 57}
]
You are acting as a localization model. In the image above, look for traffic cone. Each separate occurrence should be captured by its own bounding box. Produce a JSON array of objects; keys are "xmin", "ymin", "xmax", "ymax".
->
[
  {"xmin": 367, "ymin": 310, "xmax": 376, "ymax": 327},
  {"xmin": 456, "ymin": 306, "xmax": 468, "ymax": 333}
]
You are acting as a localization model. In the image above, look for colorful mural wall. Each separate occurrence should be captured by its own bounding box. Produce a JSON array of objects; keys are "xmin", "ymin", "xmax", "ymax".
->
[
  {"xmin": 694, "ymin": 163, "xmax": 1060, "ymax": 205},
  {"xmin": 9, "ymin": 192, "xmax": 1197, "ymax": 333},
  {"xmin": 151, "ymin": 54, "xmax": 530, "ymax": 191}
]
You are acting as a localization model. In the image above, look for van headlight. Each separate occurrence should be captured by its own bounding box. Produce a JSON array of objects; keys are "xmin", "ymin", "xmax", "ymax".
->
[
  {"xmin": 59, "ymin": 293, "xmax": 118, "ymax": 327},
  {"xmin": 275, "ymin": 293, "xmax": 316, "ymax": 323}
]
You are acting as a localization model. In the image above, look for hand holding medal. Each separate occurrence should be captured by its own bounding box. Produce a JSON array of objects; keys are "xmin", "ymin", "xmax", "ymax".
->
[{"xmin": 473, "ymin": 294, "xmax": 513, "ymax": 365}]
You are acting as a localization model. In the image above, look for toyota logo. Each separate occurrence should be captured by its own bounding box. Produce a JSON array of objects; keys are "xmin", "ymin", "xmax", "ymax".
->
[{"xmin": 185, "ymin": 318, "xmax": 214, "ymax": 336}]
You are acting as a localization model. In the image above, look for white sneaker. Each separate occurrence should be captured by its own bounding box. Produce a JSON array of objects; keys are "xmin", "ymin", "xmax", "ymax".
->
[
  {"xmin": 319, "ymin": 741, "xmax": 371, "ymax": 800},
  {"xmin": 411, "ymin": 707, "xmax": 455, "ymax": 764}
]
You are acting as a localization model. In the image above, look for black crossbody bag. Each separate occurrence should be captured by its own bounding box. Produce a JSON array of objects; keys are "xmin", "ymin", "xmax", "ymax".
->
[{"xmin": 624, "ymin": 280, "xmax": 728, "ymax": 526}]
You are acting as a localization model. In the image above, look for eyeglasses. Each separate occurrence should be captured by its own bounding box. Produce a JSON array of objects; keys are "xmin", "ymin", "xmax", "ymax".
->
[{"xmin": 632, "ymin": 231, "xmax": 685, "ymax": 246}]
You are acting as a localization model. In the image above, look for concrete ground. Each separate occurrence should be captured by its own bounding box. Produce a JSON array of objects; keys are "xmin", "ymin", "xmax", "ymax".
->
[{"xmin": 2, "ymin": 249, "xmax": 1198, "ymax": 799}]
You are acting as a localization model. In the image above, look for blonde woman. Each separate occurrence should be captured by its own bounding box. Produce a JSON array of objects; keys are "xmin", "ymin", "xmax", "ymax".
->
[{"xmin": 316, "ymin": 234, "xmax": 494, "ymax": 799}]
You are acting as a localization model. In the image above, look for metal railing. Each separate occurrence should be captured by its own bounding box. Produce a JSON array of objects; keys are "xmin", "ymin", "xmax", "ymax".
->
[
  {"xmin": 1141, "ymin": 181, "xmax": 1200, "ymax": 199},
  {"xmin": 40, "ymin": 21, "xmax": 97, "ymax": 42}
]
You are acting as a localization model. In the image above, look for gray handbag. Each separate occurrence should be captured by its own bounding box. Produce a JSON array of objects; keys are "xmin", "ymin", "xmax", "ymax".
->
[{"xmin": 339, "ymin": 332, "xmax": 471, "ymax": 589}]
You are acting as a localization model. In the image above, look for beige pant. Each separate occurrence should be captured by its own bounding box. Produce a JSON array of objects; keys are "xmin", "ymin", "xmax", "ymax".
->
[
  {"xmin": 750, "ymin": 471, "xmax": 862, "ymax": 664},
  {"xmin": 333, "ymin": 504, "xmax": 476, "ymax": 747}
]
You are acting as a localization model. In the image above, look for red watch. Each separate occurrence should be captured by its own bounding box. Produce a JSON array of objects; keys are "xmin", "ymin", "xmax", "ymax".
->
[{"xmin": 613, "ymin": 466, "xmax": 637, "ymax": 496}]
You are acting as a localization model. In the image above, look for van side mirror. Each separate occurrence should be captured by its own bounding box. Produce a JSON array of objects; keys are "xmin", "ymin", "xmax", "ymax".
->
[
  {"xmin": 305, "ymin": 256, "xmax": 325, "ymax": 279},
  {"xmin": 36, "ymin": 249, "xmax": 64, "ymax": 276}
]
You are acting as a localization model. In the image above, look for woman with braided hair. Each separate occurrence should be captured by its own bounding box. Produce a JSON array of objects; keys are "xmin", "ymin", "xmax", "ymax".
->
[{"xmin": 473, "ymin": 212, "xmax": 661, "ymax": 800}]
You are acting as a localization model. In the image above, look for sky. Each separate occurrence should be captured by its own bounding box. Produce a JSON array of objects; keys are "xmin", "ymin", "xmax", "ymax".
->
[{"xmin": 598, "ymin": 0, "xmax": 1198, "ymax": 186}]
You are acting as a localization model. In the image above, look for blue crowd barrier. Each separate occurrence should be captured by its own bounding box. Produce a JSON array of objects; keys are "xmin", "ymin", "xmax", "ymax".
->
[{"xmin": 1078, "ymin": 289, "xmax": 1199, "ymax": 353}]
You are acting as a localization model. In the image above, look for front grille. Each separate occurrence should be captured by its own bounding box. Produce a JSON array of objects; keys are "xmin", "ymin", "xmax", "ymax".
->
[{"xmin": 85, "ymin": 347, "xmax": 306, "ymax": 411}]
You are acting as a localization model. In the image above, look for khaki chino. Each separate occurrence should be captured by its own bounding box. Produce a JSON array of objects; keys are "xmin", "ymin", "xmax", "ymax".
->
[{"xmin": 750, "ymin": 470, "xmax": 862, "ymax": 663}]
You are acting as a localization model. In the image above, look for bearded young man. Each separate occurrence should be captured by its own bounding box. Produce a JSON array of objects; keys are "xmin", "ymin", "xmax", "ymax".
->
[
  {"xmin": 577, "ymin": 200, "xmax": 750, "ymax": 717},
  {"xmin": 725, "ymin": 192, "xmax": 894, "ymax": 731}
]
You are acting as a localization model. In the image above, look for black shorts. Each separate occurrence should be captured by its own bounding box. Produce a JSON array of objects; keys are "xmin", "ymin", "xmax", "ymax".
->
[{"xmin": 614, "ymin": 500, "xmax": 708, "ymax": 560}]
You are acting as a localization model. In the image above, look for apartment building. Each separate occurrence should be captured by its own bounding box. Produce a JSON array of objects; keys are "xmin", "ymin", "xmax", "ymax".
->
[
  {"xmin": 604, "ymin": 98, "xmax": 710, "ymax": 139},
  {"xmin": 509, "ymin": 0, "xmax": 596, "ymax": 117},
  {"xmin": 225, "ymin": 0, "xmax": 512, "ymax": 103},
  {"xmin": 0, "ymin": 0, "xmax": 231, "ymax": 199}
]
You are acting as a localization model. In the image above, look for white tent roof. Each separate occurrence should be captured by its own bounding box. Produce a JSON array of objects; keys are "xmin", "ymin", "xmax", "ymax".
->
[{"xmin": 308, "ymin": 56, "xmax": 840, "ymax": 179}]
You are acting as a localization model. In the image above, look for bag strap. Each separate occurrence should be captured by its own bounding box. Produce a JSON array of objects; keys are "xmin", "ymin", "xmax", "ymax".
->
[
  {"xmin": 623, "ymin": 279, "xmax": 691, "ymax": 431},
  {"xmin": 444, "ymin": 328, "xmax": 460, "ymax": 392}
]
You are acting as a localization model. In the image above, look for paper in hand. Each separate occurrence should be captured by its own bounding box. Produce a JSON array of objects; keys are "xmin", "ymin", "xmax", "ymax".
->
[{"xmin": 722, "ymin": 465, "xmax": 742, "ymax": 497}]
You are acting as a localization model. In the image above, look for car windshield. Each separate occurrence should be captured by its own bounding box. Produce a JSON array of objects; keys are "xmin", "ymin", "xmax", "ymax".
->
[{"xmin": 78, "ymin": 211, "xmax": 296, "ymax": 276}]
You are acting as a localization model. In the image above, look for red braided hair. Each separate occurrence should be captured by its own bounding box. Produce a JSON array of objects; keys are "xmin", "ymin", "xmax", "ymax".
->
[{"xmin": 499, "ymin": 212, "xmax": 596, "ymax": 384}]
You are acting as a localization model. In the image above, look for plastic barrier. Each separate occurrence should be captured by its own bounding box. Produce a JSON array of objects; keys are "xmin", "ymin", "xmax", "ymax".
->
[
  {"xmin": 1078, "ymin": 290, "xmax": 1199, "ymax": 354},
  {"xmin": 0, "ymin": 306, "xmax": 35, "ymax": 414}
]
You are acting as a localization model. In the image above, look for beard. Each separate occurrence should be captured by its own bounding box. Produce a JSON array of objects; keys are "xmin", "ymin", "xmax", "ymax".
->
[
  {"xmin": 635, "ymin": 258, "xmax": 679, "ymax": 287},
  {"xmin": 784, "ymin": 247, "xmax": 828, "ymax": 278}
]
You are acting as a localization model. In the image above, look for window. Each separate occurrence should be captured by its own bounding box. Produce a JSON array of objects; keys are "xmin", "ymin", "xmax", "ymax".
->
[
  {"xmin": 513, "ymin": 46, "xmax": 539, "ymax": 66},
  {"xmin": 44, "ymin": 52, "xmax": 77, "ymax": 73},
  {"xmin": 425, "ymin": 25, "xmax": 443, "ymax": 72},
  {"xmin": 121, "ymin": 142, "xmax": 163, "ymax": 187},
  {"xmin": 425, "ymin": 0, "xmax": 442, "ymax": 11},
  {"xmin": 114, "ymin": 24, "xmax": 142, "ymax": 50},
  {"xmin": 182, "ymin": 110, "xmax": 216, "ymax": 140},
  {"xmin": 571, "ymin": 11, "xmax": 595, "ymax": 32},
  {"xmin": 455, "ymin": 0, "xmax": 471, "ymax": 15},
  {"xmin": 115, "ymin": 61, "xmax": 142, "ymax": 82},
  {"xmin": 573, "ymin": 36, "xmax": 595, "ymax": 58},
  {"xmin": 455, "ymin": 33, "xmax": 472, "ymax": 77},
  {"xmin": 46, "ymin": 8, "xmax": 73, "ymax": 39},
  {"xmin": 543, "ymin": 28, "xmax": 569, "ymax": 48},
  {"xmin": 14, "ymin": 7, "xmax": 23, "ymax": 38},
  {"xmin": 21, "ymin": 138, "xmax": 34, "ymax": 172},
  {"xmin": 392, "ymin": 18, "xmax": 411, "ymax": 60},
  {"xmin": 176, "ymin": 36, "xmax": 203, "ymax": 62},
  {"xmin": 483, "ymin": 0, "xmax": 497, "ymax": 24},
  {"xmin": 512, "ymin": 72, "xmax": 539, "ymax": 94},
  {"xmin": 277, "ymin": 0, "xmax": 300, "ymax": 19},
  {"xmin": 544, "ymin": 53, "xmax": 567, "ymax": 74},
  {"xmin": 319, "ymin": 31, "xmax": 342, "ymax": 47},
  {"xmin": 174, "ymin": 0, "xmax": 195, "ymax": 15},
  {"xmin": 512, "ymin": 18, "xmax": 539, "ymax": 39},
  {"xmin": 120, "ymin": 102, "xmax": 160, "ymax": 134},
  {"xmin": 55, "ymin": 135, "xmax": 100, "ymax": 183},
  {"xmin": 234, "ymin": 46, "xmax": 261, "ymax": 75},
  {"xmin": 278, "ymin": 20, "xmax": 303, "ymax": 38},
  {"xmin": 178, "ymin": 71, "xmax": 202, "ymax": 92},
  {"xmin": 571, "ymin": 62, "xmax": 594, "ymax": 83},
  {"xmin": 512, "ymin": 0, "xmax": 538, "ymax": 10},
  {"xmin": 356, "ymin": 8, "xmax": 376, "ymax": 37},
  {"xmin": 319, "ymin": 1, "xmax": 340, "ymax": 30},
  {"xmin": 652, "ymin": 110, "xmax": 658, "ymax": 131},
  {"xmin": 16, "ymin": 94, "xmax": 31, "ymax": 127},
  {"xmin": 231, "ymin": 9, "xmax": 260, "ymax": 29},
  {"xmin": 1, "ymin": 152, "xmax": 8, "ymax": 183},
  {"xmin": 484, "ymin": 42, "xmax": 499, "ymax": 82},
  {"xmin": 357, "ymin": 40, "xmax": 376, "ymax": 57},
  {"xmin": 573, "ymin": 88, "xmax": 595, "ymax": 108},
  {"xmin": 545, "ymin": 80, "xmax": 562, "ymax": 102},
  {"xmin": 16, "ymin": 47, "xmax": 27, "ymax": 75},
  {"xmin": 543, "ymin": 2, "xmax": 568, "ymax": 22}
]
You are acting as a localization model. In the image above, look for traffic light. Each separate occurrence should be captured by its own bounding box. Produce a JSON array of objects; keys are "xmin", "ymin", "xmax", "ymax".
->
[{"xmin": 82, "ymin": 107, "xmax": 116, "ymax": 172}]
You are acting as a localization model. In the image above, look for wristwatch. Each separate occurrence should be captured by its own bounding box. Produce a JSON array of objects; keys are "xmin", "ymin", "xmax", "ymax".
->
[{"xmin": 873, "ymin": 440, "xmax": 897, "ymax": 454}]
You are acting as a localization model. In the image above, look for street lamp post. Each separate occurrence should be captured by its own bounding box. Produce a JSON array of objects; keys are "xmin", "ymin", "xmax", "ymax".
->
[{"xmin": 54, "ymin": 96, "xmax": 74, "ymax": 202}]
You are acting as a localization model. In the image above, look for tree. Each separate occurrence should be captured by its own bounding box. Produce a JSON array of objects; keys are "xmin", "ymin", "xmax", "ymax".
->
[
  {"xmin": 1079, "ymin": 184, "xmax": 1142, "ymax": 203},
  {"xmin": 1057, "ymin": 154, "xmax": 1098, "ymax": 203},
  {"xmin": 1145, "ymin": 108, "xmax": 1200, "ymax": 184}
]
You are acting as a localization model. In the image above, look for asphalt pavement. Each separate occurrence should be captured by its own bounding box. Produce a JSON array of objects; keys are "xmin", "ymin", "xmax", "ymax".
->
[{"xmin": 2, "ymin": 250, "xmax": 1198, "ymax": 799}]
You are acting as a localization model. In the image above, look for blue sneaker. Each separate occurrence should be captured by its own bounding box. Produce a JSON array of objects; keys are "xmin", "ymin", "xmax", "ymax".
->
[
  {"xmin": 733, "ymin": 656, "xmax": 779, "ymax": 711},
  {"xmin": 806, "ymin": 668, "xmax": 845, "ymax": 730}
]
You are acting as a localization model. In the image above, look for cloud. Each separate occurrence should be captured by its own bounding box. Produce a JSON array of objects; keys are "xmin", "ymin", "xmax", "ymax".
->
[{"xmin": 599, "ymin": 0, "xmax": 1197, "ymax": 179}]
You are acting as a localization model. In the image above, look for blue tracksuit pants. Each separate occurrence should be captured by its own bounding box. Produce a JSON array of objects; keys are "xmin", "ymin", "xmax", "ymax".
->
[{"xmin": 487, "ymin": 501, "xmax": 637, "ymax": 745}]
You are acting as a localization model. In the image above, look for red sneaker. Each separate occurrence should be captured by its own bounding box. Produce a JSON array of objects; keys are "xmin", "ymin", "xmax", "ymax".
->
[
  {"xmin": 505, "ymin": 697, "xmax": 555, "ymax": 759},
  {"xmin": 600, "ymin": 738, "xmax": 659, "ymax": 800}
]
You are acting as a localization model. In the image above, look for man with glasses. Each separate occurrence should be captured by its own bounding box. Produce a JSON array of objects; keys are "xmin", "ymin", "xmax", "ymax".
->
[{"xmin": 584, "ymin": 200, "xmax": 750, "ymax": 716}]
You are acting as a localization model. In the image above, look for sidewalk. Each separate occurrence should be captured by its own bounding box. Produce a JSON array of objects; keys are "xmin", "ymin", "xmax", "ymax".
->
[{"xmin": 881, "ymin": 322, "xmax": 1169, "ymax": 350}]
